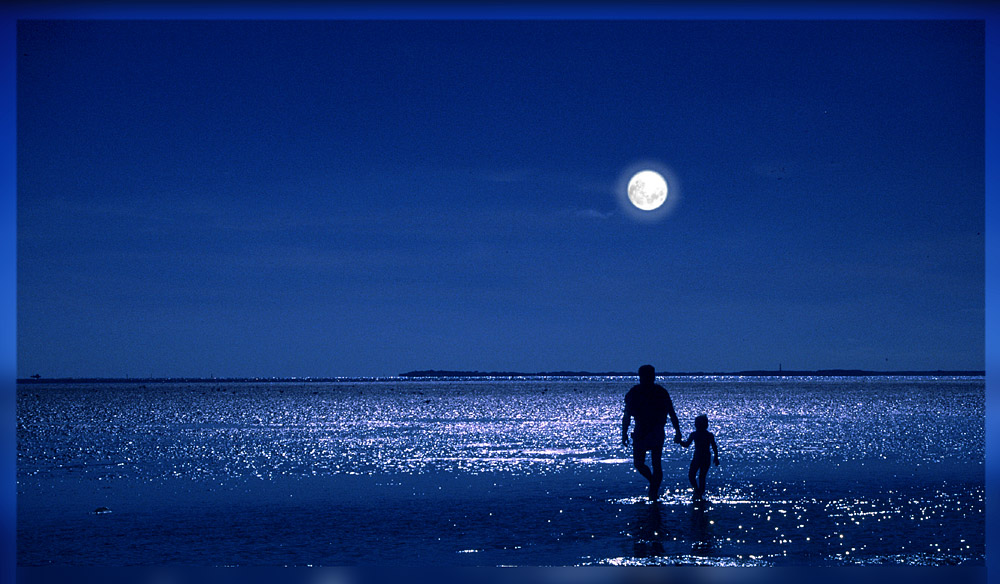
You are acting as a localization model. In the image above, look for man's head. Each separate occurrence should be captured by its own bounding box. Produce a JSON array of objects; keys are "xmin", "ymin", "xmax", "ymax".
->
[{"xmin": 638, "ymin": 364, "xmax": 655, "ymax": 385}]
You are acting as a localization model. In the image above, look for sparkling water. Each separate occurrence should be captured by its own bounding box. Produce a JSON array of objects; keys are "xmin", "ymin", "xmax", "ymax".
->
[{"xmin": 16, "ymin": 376, "xmax": 984, "ymax": 566}]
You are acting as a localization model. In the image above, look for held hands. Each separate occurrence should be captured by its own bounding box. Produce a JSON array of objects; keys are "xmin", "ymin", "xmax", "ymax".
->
[{"xmin": 673, "ymin": 432, "xmax": 683, "ymax": 444}]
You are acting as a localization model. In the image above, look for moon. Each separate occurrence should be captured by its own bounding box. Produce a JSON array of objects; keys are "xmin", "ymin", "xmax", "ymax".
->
[{"xmin": 627, "ymin": 170, "xmax": 668, "ymax": 211}]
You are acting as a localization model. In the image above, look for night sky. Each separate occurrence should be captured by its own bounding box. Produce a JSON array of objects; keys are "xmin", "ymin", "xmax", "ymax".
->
[{"xmin": 16, "ymin": 19, "xmax": 984, "ymax": 378}]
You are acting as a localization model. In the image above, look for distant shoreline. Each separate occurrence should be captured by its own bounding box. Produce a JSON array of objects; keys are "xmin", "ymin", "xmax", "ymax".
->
[
  {"xmin": 16, "ymin": 369, "xmax": 986, "ymax": 383},
  {"xmin": 399, "ymin": 369, "xmax": 985, "ymax": 378}
]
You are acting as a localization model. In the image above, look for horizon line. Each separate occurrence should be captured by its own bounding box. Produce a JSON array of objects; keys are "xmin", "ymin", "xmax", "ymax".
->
[{"xmin": 16, "ymin": 368, "xmax": 987, "ymax": 383}]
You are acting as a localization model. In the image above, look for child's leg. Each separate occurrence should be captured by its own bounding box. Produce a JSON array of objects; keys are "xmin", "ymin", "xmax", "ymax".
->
[
  {"xmin": 697, "ymin": 461, "xmax": 709, "ymax": 495},
  {"xmin": 688, "ymin": 458, "xmax": 699, "ymax": 490}
]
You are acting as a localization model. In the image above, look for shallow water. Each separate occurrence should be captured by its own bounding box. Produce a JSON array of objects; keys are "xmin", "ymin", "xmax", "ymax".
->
[{"xmin": 16, "ymin": 376, "xmax": 984, "ymax": 566}]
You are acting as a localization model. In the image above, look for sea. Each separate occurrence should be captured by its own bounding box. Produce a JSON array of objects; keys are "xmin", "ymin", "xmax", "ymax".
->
[{"xmin": 15, "ymin": 376, "xmax": 985, "ymax": 572}]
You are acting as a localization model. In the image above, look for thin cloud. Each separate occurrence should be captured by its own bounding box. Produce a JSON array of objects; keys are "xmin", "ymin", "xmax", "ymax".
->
[{"xmin": 574, "ymin": 208, "xmax": 616, "ymax": 220}]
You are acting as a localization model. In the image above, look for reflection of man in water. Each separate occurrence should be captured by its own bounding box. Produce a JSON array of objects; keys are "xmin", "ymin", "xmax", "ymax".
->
[{"xmin": 622, "ymin": 364, "xmax": 681, "ymax": 501}]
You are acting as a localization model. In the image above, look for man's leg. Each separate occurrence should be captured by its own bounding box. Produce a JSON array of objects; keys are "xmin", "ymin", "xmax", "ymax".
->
[
  {"xmin": 632, "ymin": 444, "xmax": 654, "ymax": 484},
  {"xmin": 647, "ymin": 444, "xmax": 664, "ymax": 501},
  {"xmin": 650, "ymin": 444, "xmax": 663, "ymax": 490}
]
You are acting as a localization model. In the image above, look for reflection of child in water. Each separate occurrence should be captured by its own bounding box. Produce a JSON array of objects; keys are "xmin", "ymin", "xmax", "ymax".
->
[{"xmin": 680, "ymin": 414, "xmax": 720, "ymax": 501}]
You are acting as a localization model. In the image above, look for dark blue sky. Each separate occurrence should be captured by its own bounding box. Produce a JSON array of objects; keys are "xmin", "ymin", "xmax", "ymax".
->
[{"xmin": 16, "ymin": 19, "xmax": 984, "ymax": 377}]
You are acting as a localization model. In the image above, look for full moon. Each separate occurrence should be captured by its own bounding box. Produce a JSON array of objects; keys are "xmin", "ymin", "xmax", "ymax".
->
[{"xmin": 627, "ymin": 170, "xmax": 668, "ymax": 211}]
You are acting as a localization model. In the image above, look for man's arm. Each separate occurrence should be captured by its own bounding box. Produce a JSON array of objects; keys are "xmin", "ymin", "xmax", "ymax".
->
[
  {"xmin": 666, "ymin": 393, "xmax": 682, "ymax": 442},
  {"xmin": 621, "ymin": 405, "xmax": 631, "ymax": 446}
]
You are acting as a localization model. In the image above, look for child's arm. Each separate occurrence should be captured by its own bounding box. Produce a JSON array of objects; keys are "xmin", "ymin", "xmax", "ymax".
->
[
  {"xmin": 711, "ymin": 433, "xmax": 720, "ymax": 465},
  {"xmin": 680, "ymin": 432, "xmax": 693, "ymax": 448}
]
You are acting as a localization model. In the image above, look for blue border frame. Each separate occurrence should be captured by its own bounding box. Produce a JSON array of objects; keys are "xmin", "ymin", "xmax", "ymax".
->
[{"xmin": 3, "ymin": 3, "xmax": 995, "ymax": 583}]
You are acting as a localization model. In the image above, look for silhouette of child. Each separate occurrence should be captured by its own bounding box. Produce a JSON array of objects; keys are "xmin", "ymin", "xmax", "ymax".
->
[{"xmin": 680, "ymin": 414, "xmax": 720, "ymax": 501}]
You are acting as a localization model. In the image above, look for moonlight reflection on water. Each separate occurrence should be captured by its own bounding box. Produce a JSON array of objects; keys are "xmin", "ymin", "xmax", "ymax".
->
[{"xmin": 16, "ymin": 376, "xmax": 984, "ymax": 566}]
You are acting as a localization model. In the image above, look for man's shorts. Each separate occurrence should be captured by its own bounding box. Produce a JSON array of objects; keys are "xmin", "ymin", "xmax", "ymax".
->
[{"xmin": 632, "ymin": 429, "xmax": 666, "ymax": 452}]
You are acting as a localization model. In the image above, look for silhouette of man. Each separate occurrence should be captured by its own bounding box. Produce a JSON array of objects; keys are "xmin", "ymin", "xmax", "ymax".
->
[{"xmin": 622, "ymin": 364, "xmax": 681, "ymax": 501}]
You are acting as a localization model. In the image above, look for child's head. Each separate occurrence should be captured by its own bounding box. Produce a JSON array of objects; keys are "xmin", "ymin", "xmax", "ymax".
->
[{"xmin": 695, "ymin": 414, "xmax": 709, "ymax": 430}]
